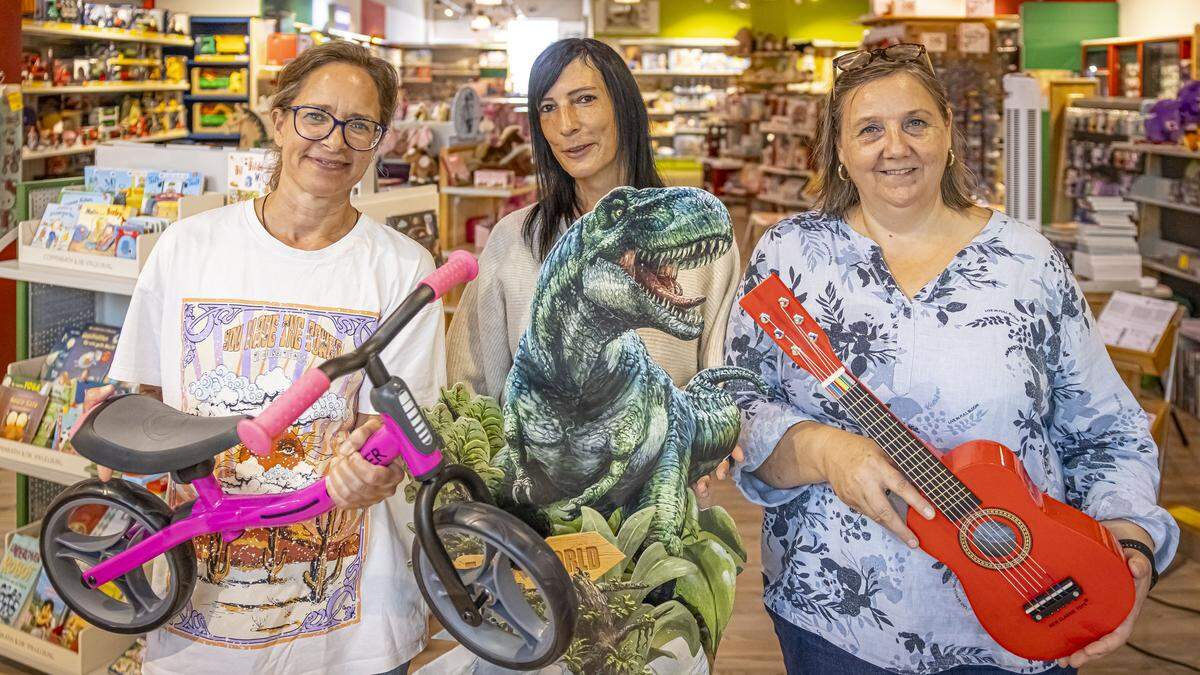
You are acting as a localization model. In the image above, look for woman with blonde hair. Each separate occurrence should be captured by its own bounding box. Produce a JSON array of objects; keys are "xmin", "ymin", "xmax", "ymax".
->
[{"xmin": 726, "ymin": 44, "xmax": 1176, "ymax": 674}]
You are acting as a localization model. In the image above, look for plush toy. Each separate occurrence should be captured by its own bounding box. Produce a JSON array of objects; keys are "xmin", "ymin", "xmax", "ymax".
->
[
  {"xmin": 1179, "ymin": 80, "xmax": 1200, "ymax": 151},
  {"xmin": 404, "ymin": 126, "xmax": 439, "ymax": 185},
  {"xmin": 1144, "ymin": 98, "xmax": 1182, "ymax": 144}
]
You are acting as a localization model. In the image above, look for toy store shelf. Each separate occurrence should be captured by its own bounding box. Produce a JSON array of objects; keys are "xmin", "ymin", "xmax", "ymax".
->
[
  {"xmin": 21, "ymin": 130, "xmax": 189, "ymax": 161},
  {"xmin": 756, "ymin": 193, "xmax": 812, "ymax": 210},
  {"xmin": 189, "ymin": 56, "xmax": 251, "ymax": 65},
  {"xmin": 759, "ymin": 123, "xmax": 813, "ymax": 137},
  {"xmin": 441, "ymin": 184, "xmax": 537, "ymax": 199},
  {"xmin": 760, "ymin": 165, "xmax": 813, "ymax": 178},
  {"xmin": 1143, "ymin": 258, "xmax": 1200, "ymax": 283},
  {"xmin": 189, "ymin": 132, "xmax": 241, "ymax": 142},
  {"xmin": 857, "ymin": 13, "xmax": 1019, "ymax": 25},
  {"xmin": 0, "ymin": 260, "xmax": 137, "ymax": 295},
  {"xmin": 0, "ymin": 439, "xmax": 92, "ymax": 487},
  {"xmin": 22, "ymin": 82, "xmax": 189, "ymax": 96},
  {"xmin": 1127, "ymin": 194, "xmax": 1200, "ymax": 216},
  {"xmin": 21, "ymin": 20, "xmax": 194, "ymax": 47},
  {"xmin": 185, "ymin": 93, "xmax": 249, "ymax": 102},
  {"xmin": 1111, "ymin": 142, "xmax": 1200, "ymax": 160},
  {"xmin": 632, "ymin": 70, "xmax": 745, "ymax": 78}
]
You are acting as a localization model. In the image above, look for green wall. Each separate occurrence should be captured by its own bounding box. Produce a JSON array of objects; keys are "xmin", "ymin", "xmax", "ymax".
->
[
  {"xmin": 1020, "ymin": 1, "xmax": 1117, "ymax": 71},
  {"xmin": 657, "ymin": 1, "xmax": 753, "ymax": 39},
  {"xmin": 1019, "ymin": 2, "xmax": 1118, "ymax": 223},
  {"xmin": 626, "ymin": 0, "xmax": 868, "ymax": 42}
]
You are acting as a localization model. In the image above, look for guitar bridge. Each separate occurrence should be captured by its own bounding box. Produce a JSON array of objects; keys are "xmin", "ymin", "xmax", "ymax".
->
[{"xmin": 1024, "ymin": 578, "xmax": 1082, "ymax": 622}]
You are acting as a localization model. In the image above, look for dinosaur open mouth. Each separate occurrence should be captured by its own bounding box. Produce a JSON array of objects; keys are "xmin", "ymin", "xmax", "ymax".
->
[{"xmin": 618, "ymin": 242, "xmax": 721, "ymax": 311}]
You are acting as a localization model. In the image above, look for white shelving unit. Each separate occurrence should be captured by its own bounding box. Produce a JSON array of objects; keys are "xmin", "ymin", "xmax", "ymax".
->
[
  {"xmin": 21, "ymin": 130, "xmax": 189, "ymax": 161},
  {"xmin": 0, "ymin": 439, "xmax": 93, "ymax": 486},
  {"xmin": 22, "ymin": 82, "xmax": 189, "ymax": 96},
  {"xmin": 21, "ymin": 19, "xmax": 193, "ymax": 47}
]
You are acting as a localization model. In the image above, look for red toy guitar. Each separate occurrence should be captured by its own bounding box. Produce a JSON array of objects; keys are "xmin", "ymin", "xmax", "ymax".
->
[{"xmin": 740, "ymin": 273, "xmax": 1135, "ymax": 660}]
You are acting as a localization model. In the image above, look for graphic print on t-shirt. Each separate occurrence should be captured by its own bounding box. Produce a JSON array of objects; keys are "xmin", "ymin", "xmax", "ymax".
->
[{"xmin": 167, "ymin": 299, "xmax": 379, "ymax": 648}]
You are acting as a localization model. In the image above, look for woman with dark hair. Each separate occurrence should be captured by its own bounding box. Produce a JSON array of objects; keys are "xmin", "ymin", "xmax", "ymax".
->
[
  {"xmin": 725, "ymin": 44, "xmax": 1176, "ymax": 673},
  {"xmin": 447, "ymin": 38, "xmax": 740, "ymax": 398}
]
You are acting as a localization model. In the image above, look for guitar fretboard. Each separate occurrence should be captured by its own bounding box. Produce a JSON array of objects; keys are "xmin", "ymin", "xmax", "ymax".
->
[{"xmin": 822, "ymin": 369, "xmax": 981, "ymax": 519}]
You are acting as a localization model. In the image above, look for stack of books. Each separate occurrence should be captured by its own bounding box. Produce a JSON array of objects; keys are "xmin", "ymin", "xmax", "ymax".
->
[{"xmin": 1071, "ymin": 196, "xmax": 1143, "ymax": 292}]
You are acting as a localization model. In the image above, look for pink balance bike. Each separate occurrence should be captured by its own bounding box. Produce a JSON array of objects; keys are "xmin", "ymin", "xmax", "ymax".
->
[{"xmin": 38, "ymin": 252, "xmax": 576, "ymax": 670}]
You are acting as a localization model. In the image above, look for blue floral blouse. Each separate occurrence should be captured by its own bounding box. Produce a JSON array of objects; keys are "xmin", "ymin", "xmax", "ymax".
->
[{"xmin": 725, "ymin": 210, "xmax": 1179, "ymax": 674}]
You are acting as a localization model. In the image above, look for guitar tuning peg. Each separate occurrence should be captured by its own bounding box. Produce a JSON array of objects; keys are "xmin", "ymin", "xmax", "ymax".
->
[
  {"xmin": 807, "ymin": 332, "xmax": 818, "ymax": 342},
  {"xmin": 773, "ymin": 329, "xmax": 785, "ymax": 339},
  {"xmin": 778, "ymin": 298, "xmax": 790, "ymax": 308},
  {"xmin": 792, "ymin": 314, "xmax": 803, "ymax": 325},
  {"xmin": 758, "ymin": 313, "xmax": 770, "ymax": 323},
  {"xmin": 790, "ymin": 345, "xmax": 801, "ymax": 356}
]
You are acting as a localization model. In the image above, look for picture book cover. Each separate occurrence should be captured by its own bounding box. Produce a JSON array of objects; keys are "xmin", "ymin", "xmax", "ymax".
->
[
  {"xmin": 0, "ymin": 534, "xmax": 42, "ymax": 625},
  {"xmin": 0, "ymin": 374, "xmax": 49, "ymax": 396},
  {"xmin": 31, "ymin": 203, "xmax": 81, "ymax": 251},
  {"xmin": 42, "ymin": 324, "xmax": 121, "ymax": 384},
  {"xmin": 57, "ymin": 612, "xmax": 89, "ymax": 652},
  {"xmin": 15, "ymin": 570, "xmax": 69, "ymax": 642},
  {"xmin": 0, "ymin": 385, "xmax": 49, "ymax": 444},
  {"xmin": 146, "ymin": 170, "xmax": 202, "ymax": 197},
  {"xmin": 31, "ymin": 381, "xmax": 74, "ymax": 449},
  {"xmin": 226, "ymin": 151, "xmax": 271, "ymax": 201},
  {"xmin": 107, "ymin": 637, "xmax": 146, "ymax": 675},
  {"xmin": 57, "ymin": 189, "xmax": 112, "ymax": 207},
  {"xmin": 70, "ymin": 205, "xmax": 131, "ymax": 255}
]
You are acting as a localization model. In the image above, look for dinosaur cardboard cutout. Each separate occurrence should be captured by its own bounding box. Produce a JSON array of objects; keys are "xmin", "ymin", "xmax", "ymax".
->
[{"xmin": 415, "ymin": 187, "xmax": 763, "ymax": 674}]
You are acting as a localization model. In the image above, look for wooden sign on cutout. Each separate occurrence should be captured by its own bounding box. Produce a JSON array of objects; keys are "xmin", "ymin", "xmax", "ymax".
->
[{"xmin": 454, "ymin": 530, "xmax": 624, "ymax": 587}]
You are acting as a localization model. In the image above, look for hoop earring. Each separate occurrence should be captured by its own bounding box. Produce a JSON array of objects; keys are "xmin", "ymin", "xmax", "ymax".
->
[
  {"xmin": 947, "ymin": 149, "xmax": 956, "ymax": 167},
  {"xmin": 837, "ymin": 163, "xmax": 849, "ymax": 181}
]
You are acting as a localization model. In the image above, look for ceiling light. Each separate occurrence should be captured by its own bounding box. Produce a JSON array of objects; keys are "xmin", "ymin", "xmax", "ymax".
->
[
  {"xmin": 444, "ymin": 7, "xmax": 455, "ymax": 16},
  {"xmin": 613, "ymin": 0, "xmax": 641, "ymax": 4},
  {"xmin": 470, "ymin": 13, "xmax": 492, "ymax": 30},
  {"xmin": 477, "ymin": 0, "xmax": 502, "ymax": 5}
]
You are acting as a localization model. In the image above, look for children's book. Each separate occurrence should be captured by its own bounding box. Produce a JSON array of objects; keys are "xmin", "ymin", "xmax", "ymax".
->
[
  {"xmin": 31, "ymin": 204, "xmax": 81, "ymax": 250},
  {"xmin": 0, "ymin": 534, "xmax": 42, "ymax": 625},
  {"xmin": 15, "ymin": 570, "xmax": 69, "ymax": 643},
  {"xmin": 41, "ymin": 324, "xmax": 121, "ymax": 383},
  {"xmin": 146, "ymin": 170, "xmax": 202, "ymax": 197},
  {"xmin": 0, "ymin": 385, "xmax": 49, "ymax": 444}
]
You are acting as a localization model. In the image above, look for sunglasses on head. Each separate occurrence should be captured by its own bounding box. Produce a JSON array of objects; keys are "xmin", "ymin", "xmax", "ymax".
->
[{"xmin": 833, "ymin": 43, "xmax": 931, "ymax": 75}]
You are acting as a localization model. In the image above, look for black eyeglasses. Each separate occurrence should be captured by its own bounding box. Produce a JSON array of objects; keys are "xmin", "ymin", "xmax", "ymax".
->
[
  {"xmin": 288, "ymin": 105, "xmax": 387, "ymax": 151},
  {"xmin": 833, "ymin": 43, "xmax": 931, "ymax": 75}
]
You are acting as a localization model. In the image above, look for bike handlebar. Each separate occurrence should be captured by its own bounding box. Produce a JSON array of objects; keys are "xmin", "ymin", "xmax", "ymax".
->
[{"xmin": 236, "ymin": 252, "xmax": 478, "ymax": 456}]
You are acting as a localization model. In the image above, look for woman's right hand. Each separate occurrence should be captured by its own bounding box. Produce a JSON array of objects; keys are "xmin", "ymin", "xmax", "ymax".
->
[
  {"xmin": 815, "ymin": 427, "xmax": 936, "ymax": 548},
  {"xmin": 78, "ymin": 384, "xmax": 116, "ymax": 482}
]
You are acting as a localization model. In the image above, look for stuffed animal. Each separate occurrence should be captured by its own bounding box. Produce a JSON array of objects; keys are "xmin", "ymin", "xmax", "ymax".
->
[
  {"xmin": 1145, "ymin": 98, "xmax": 1182, "ymax": 144},
  {"xmin": 404, "ymin": 126, "xmax": 439, "ymax": 185},
  {"xmin": 1178, "ymin": 80, "xmax": 1200, "ymax": 151}
]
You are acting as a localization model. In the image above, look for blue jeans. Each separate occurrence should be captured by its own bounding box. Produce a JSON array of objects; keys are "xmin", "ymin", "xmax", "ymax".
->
[{"xmin": 769, "ymin": 609, "xmax": 1076, "ymax": 675}]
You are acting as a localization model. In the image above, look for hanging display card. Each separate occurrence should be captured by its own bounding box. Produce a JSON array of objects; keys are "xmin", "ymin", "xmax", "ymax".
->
[{"xmin": 958, "ymin": 23, "xmax": 990, "ymax": 54}]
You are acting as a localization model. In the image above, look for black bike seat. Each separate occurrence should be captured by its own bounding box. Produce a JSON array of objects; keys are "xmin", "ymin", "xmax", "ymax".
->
[{"xmin": 71, "ymin": 394, "xmax": 248, "ymax": 474}]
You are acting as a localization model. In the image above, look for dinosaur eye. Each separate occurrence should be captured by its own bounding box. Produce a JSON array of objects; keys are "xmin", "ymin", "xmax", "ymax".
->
[{"xmin": 612, "ymin": 208, "xmax": 624, "ymax": 219}]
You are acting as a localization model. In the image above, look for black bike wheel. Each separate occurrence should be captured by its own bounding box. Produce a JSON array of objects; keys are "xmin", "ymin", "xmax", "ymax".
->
[
  {"xmin": 40, "ymin": 479, "xmax": 197, "ymax": 634},
  {"xmin": 413, "ymin": 501, "xmax": 577, "ymax": 670}
]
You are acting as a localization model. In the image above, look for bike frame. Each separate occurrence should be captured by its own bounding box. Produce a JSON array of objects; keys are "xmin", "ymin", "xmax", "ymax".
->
[
  {"xmin": 81, "ymin": 411, "xmax": 441, "ymax": 590},
  {"xmin": 75, "ymin": 251, "xmax": 490, "ymax": 625}
]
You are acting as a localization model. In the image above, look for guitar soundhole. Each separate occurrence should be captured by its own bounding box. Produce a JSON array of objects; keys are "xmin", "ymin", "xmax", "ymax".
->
[
  {"xmin": 971, "ymin": 520, "xmax": 1019, "ymax": 558},
  {"xmin": 958, "ymin": 508, "xmax": 1033, "ymax": 571}
]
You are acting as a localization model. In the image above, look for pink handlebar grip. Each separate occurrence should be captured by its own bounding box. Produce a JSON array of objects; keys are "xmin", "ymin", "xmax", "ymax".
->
[
  {"xmin": 237, "ymin": 369, "xmax": 332, "ymax": 456},
  {"xmin": 422, "ymin": 250, "xmax": 479, "ymax": 299}
]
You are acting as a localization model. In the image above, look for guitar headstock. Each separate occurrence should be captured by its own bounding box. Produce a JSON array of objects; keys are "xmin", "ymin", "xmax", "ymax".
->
[{"xmin": 739, "ymin": 274, "xmax": 843, "ymax": 382}]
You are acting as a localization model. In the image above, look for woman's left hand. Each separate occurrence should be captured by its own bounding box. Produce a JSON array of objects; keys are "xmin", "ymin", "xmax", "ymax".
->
[
  {"xmin": 326, "ymin": 419, "xmax": 407, "ymax": 510},
  {"xmin": 1056, "ymin": 520, "xmax": 1155, "ymax": 669},
  {"xmin": 694, "ymin": 446, "xmax": 745, "ymax": 500}
]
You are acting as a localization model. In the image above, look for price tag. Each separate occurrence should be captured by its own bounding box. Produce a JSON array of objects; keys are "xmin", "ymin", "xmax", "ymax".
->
[
  {"xmin": 455, "ymin": 530, "xmax": 624, "ymax": 587},
  {"xmin": 966, "ymin": 0, "xmax": 995, "ymax": 17},
  {"xmin": 920, "ymin": 32, "xmax": 948, "ymax": 53},
  {"xmin": 5, "ymin": 91, "xmax": 21, "ymax": 112}
]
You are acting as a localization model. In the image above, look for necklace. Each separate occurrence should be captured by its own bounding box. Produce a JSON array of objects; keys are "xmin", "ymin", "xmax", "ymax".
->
[{"xmin": 257, "ymin": 194, "xmax": 359, "ymax": 243}]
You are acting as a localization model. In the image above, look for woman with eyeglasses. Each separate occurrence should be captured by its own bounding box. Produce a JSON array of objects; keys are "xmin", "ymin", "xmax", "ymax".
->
[
  {"xmin": 724, "ymin": 44, "xmax": 1176, "ymax": 673},
  {"xmin": 103, "ymin": 41, "xmax": 444, "ymax": 675}
]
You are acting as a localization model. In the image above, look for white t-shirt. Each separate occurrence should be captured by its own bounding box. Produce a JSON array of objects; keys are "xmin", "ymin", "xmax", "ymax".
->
[{"xmin": 109, "ymin": 199, "xmax": 447, "ymax": 675}]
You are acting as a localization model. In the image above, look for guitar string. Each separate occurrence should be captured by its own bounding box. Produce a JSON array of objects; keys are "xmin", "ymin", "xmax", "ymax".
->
[
  {"xmin": 758, "ymin": 310, "xmax": 1053, "ymax": 598},
  {"xmin": 768, "ymin": 325, "xmax": 1041, "ymax": 600}
]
